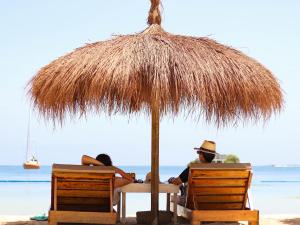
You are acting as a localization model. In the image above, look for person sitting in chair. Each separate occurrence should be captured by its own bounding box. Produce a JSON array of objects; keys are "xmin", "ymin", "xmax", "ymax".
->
[
  {"xmin": 82, "ymin": 154, "xmax": 134, "ymax": 205},
  {"xmin": 168, "ymin": 140, "xmax": 216, "ymax": 202},
  {"xmin": 168, "ymin": 140, "xmax": 216, "ymax": 185}
]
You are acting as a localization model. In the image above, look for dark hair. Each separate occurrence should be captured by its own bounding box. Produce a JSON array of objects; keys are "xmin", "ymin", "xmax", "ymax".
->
[
  {"xmin": 201, "ymin": 151, "xmax": 215, "ymax": 163},
  {"xmin": 96, "ymin": 154, "xmax": 112, "ymax": 166}
]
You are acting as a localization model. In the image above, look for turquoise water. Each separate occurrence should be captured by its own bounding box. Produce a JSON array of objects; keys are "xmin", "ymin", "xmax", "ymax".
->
[{"xmin": 0, "ymin": 166, "xmax": 299, "ymax": 215}]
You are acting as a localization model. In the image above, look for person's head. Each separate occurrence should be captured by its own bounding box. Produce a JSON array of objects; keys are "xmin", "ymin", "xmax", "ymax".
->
[
  {"xmin": 96, "ymin": 154, "xmax": 112, "ymax": 166},
  {"xmin": 198, "ymin": 151, "xmax": 215, "ymax": 163},
  {"xmin": 194, "ymin": 140, "xmax": 216, "ymax": 163}
]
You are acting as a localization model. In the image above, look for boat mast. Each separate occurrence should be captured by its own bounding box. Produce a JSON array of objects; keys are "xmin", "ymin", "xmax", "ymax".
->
[{"xmin": 25, "ymin": 112, "xmax": 31, "ymax": 161}]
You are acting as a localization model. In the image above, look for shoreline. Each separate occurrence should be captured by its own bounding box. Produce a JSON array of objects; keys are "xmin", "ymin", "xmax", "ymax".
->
[{"xmin": 1, "ymin": 214, "xmax": 299, "ymax": 225}]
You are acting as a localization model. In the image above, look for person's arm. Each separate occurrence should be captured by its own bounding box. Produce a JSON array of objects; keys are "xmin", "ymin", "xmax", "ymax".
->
[
  {"xmin": 113, "ymin": 166, "xmax": 134, "ymax": 188},
  {"xmin": 113, "ymin": 166, "xmax": 134, "ymax": 181},
  {"xmin": 168, "ymin": 167, "xmax": 189, "ymax": 185},
  {"xmin": 168, "ymin": 177, "xmax": 183, "ymax": 185},
  {"xmin": 81, "ymin": 155, "xmax": 104, "ymax": 166}
]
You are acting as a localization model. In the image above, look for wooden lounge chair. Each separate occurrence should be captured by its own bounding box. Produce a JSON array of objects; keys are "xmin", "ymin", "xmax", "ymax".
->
[
  {"xmin": 49, "ymin": 164, "xmax": 117, "ymax": 225},
  {"xmin": 172, "ymin": 163, "xmax": 259, "ymax": 225}
]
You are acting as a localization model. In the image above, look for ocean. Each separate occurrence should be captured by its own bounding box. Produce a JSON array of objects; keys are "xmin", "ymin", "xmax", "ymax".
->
[{"xmin": 0, "ymin": 166, "xmax": 299, "ymax": 215}]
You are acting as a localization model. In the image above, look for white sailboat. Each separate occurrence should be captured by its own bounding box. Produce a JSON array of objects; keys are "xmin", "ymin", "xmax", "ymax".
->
[{"xmin": 23, "ymin": 113, "xmax": 40, "ymax": 169}]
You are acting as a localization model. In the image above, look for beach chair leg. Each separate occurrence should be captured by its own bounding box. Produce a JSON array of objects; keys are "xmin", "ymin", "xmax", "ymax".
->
[
  {"xmin": 48, "ymin": 211, "xmax": 56, "ymax": 225},
  {"xmin": 249, "ymin": 221, "xmax": 259, "ymax": 225},
  {"xmin": 121, "ymin": 192, "xmax": 126, "ymax": 224},
  {"xmin": 191, "ymin": 219, "xmax": 199, "ymax": 225},
  {"xmin": 173, "ymin": 193, "xmax": 178, "ymax": 225},
  {"xmin": 48, "ymin": 219, "xmax": 57, "ymax": 225},
  {"xmin": 167, "ymin": 193, "xmax": 170, "ymax": 211},
  {"xmin": 117, "ymin": 192, "xmax": 121, "ymax": 222}
]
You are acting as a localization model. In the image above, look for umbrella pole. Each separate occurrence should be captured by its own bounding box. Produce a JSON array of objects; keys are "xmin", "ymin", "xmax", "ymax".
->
[{"xmin": 151, "ymin": 102, "xmax": 159, "ymax": 225}]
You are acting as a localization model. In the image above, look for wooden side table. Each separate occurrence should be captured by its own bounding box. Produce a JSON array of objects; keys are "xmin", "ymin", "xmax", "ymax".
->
[{"xmin": 118, "ymin": 183, "xmax": 179, "ymax": 225}]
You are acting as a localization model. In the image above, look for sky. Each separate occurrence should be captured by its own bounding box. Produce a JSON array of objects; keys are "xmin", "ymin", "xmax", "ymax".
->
[{"xmin": 0, "ymin": 0, "xmax": 299, "ymax": 166}]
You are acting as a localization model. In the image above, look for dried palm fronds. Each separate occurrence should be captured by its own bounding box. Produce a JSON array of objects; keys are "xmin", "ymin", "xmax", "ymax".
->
[{"xmin": 29, "ymin": 24, "xmax": 282, "ymax": 125}]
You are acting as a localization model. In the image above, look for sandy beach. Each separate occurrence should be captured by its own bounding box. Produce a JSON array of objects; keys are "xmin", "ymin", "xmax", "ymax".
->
[{"xmin": 1, "ymin": 215, "xmax": 300, "ymax": 225}]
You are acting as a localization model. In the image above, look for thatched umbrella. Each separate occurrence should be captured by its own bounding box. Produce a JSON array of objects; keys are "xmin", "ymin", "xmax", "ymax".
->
[{"xmin": 29, "ymin": 0, "xmax": 282, "ymax": 223}]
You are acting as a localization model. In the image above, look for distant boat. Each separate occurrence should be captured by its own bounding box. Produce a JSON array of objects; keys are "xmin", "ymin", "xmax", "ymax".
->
[
  {"xmin": 23, "ymin": 113, "xmax": 40, "ymax": 169},
  {"xmin": 272, "ymin": 164, "xmax": 288, "ymax": 168},
  {"xmin": 271, "ymin": 164, "xmax": 300, "ymax": 168},
  {"xmin": 23, "ymin": 156, "xmax": 40, "ymax": 169}
]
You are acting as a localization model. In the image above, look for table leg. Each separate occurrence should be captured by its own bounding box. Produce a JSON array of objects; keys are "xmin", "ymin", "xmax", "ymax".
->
[
  {"xmin": 166, "ymin": 193, "xmax": 170, "ymax": 211},
  {"xmin": 173, "ymin": 193, "xmax": 177, "ymax": 225},
  {"xmin": 121, "ymin": 192, "xmax": 126, "ymax": 224},
  {"xmin": 117, "ymin": 192, "xmax": 121, "ymax": 222}
]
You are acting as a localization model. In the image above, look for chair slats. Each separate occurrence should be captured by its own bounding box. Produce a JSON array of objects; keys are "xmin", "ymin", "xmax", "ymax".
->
[
  {"xmin": 189, "ymin": 163, "xmax": 251, "ymax": 170},
  {"xmin": 57, "ymin": 189, "xmax": 110, "ymax": 198},
  {"xmin": 192, "ymin": 178, "xmax": 248, "ymax": 187},
  {"xmin": 193, "ymin": 187, "xmax": 246, "ymax": 195},
  {"xmin": 57, "ymin": 197, "xmax": 110, "ymax": 205},
  {"xmin": 57, "ymin": 180, "xmax": 110, "ymax": 191},
  {"xmin": 50, "ymin": 164, "xmax": 116, "ymax": 225},
  {"xmin": 57, "ymin": 204, "xmax": 110, "ymax": 212},
  {"xmin": 195, "ymin": 203, "xmax": 244, "ymax": 210},
  {"xmin": 54, "ymin": 172, "xmax": 114, "ymax": 180},
  {"xmin": 187, "ymin": 164, "xmax": 251, "ymax": 211},
  {"xmin": 194, "ymin": 195, "xmax": 245, "ymax": 203},
  {"xmin": 191, "ymin": 170, "xmax": 250, "ymax": 178},
  {"xmin": 173, "ymin": 164, "xmax": 258, "ymax": 225}
]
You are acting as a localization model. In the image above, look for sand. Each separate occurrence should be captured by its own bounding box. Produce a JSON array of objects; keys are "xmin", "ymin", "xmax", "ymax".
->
[{"xmin": 0, "ymin": 214, "xmax": 300, "ymax": 225}]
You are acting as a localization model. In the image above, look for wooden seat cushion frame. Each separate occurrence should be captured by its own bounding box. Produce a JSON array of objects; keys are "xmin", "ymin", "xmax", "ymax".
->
[
  {"xmin": 173, "ymin": 163, "xmax": 259, "ymax": 225},
  {"xmin": 48, "ymin": 164, "xmax": 117, "ymax": 225}
]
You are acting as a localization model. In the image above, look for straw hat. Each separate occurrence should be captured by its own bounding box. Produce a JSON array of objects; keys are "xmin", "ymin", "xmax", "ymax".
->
[{"xmin": 194, "ymin": 140, "xmax": 216, "ymax": 154}]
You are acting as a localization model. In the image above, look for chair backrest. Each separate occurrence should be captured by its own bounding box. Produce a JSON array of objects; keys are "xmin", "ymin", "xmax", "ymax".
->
[
  {"xmin": 50, "ymin": 164, "xmax": 115, "ymax": 212},
  {"xmin": 186, "ymin": 163, "xmax": 252, "ymax": 210}
]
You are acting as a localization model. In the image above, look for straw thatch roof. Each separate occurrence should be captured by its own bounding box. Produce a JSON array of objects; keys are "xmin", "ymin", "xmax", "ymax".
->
[{"xmin": 29, "ymin": 24, "xmax": 282, "ymax": 125}]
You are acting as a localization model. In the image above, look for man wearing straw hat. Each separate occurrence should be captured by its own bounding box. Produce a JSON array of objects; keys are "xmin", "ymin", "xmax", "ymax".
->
[{"xmin": 168, "ymin": 140, "xmax": 216, "ymax": 185}]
